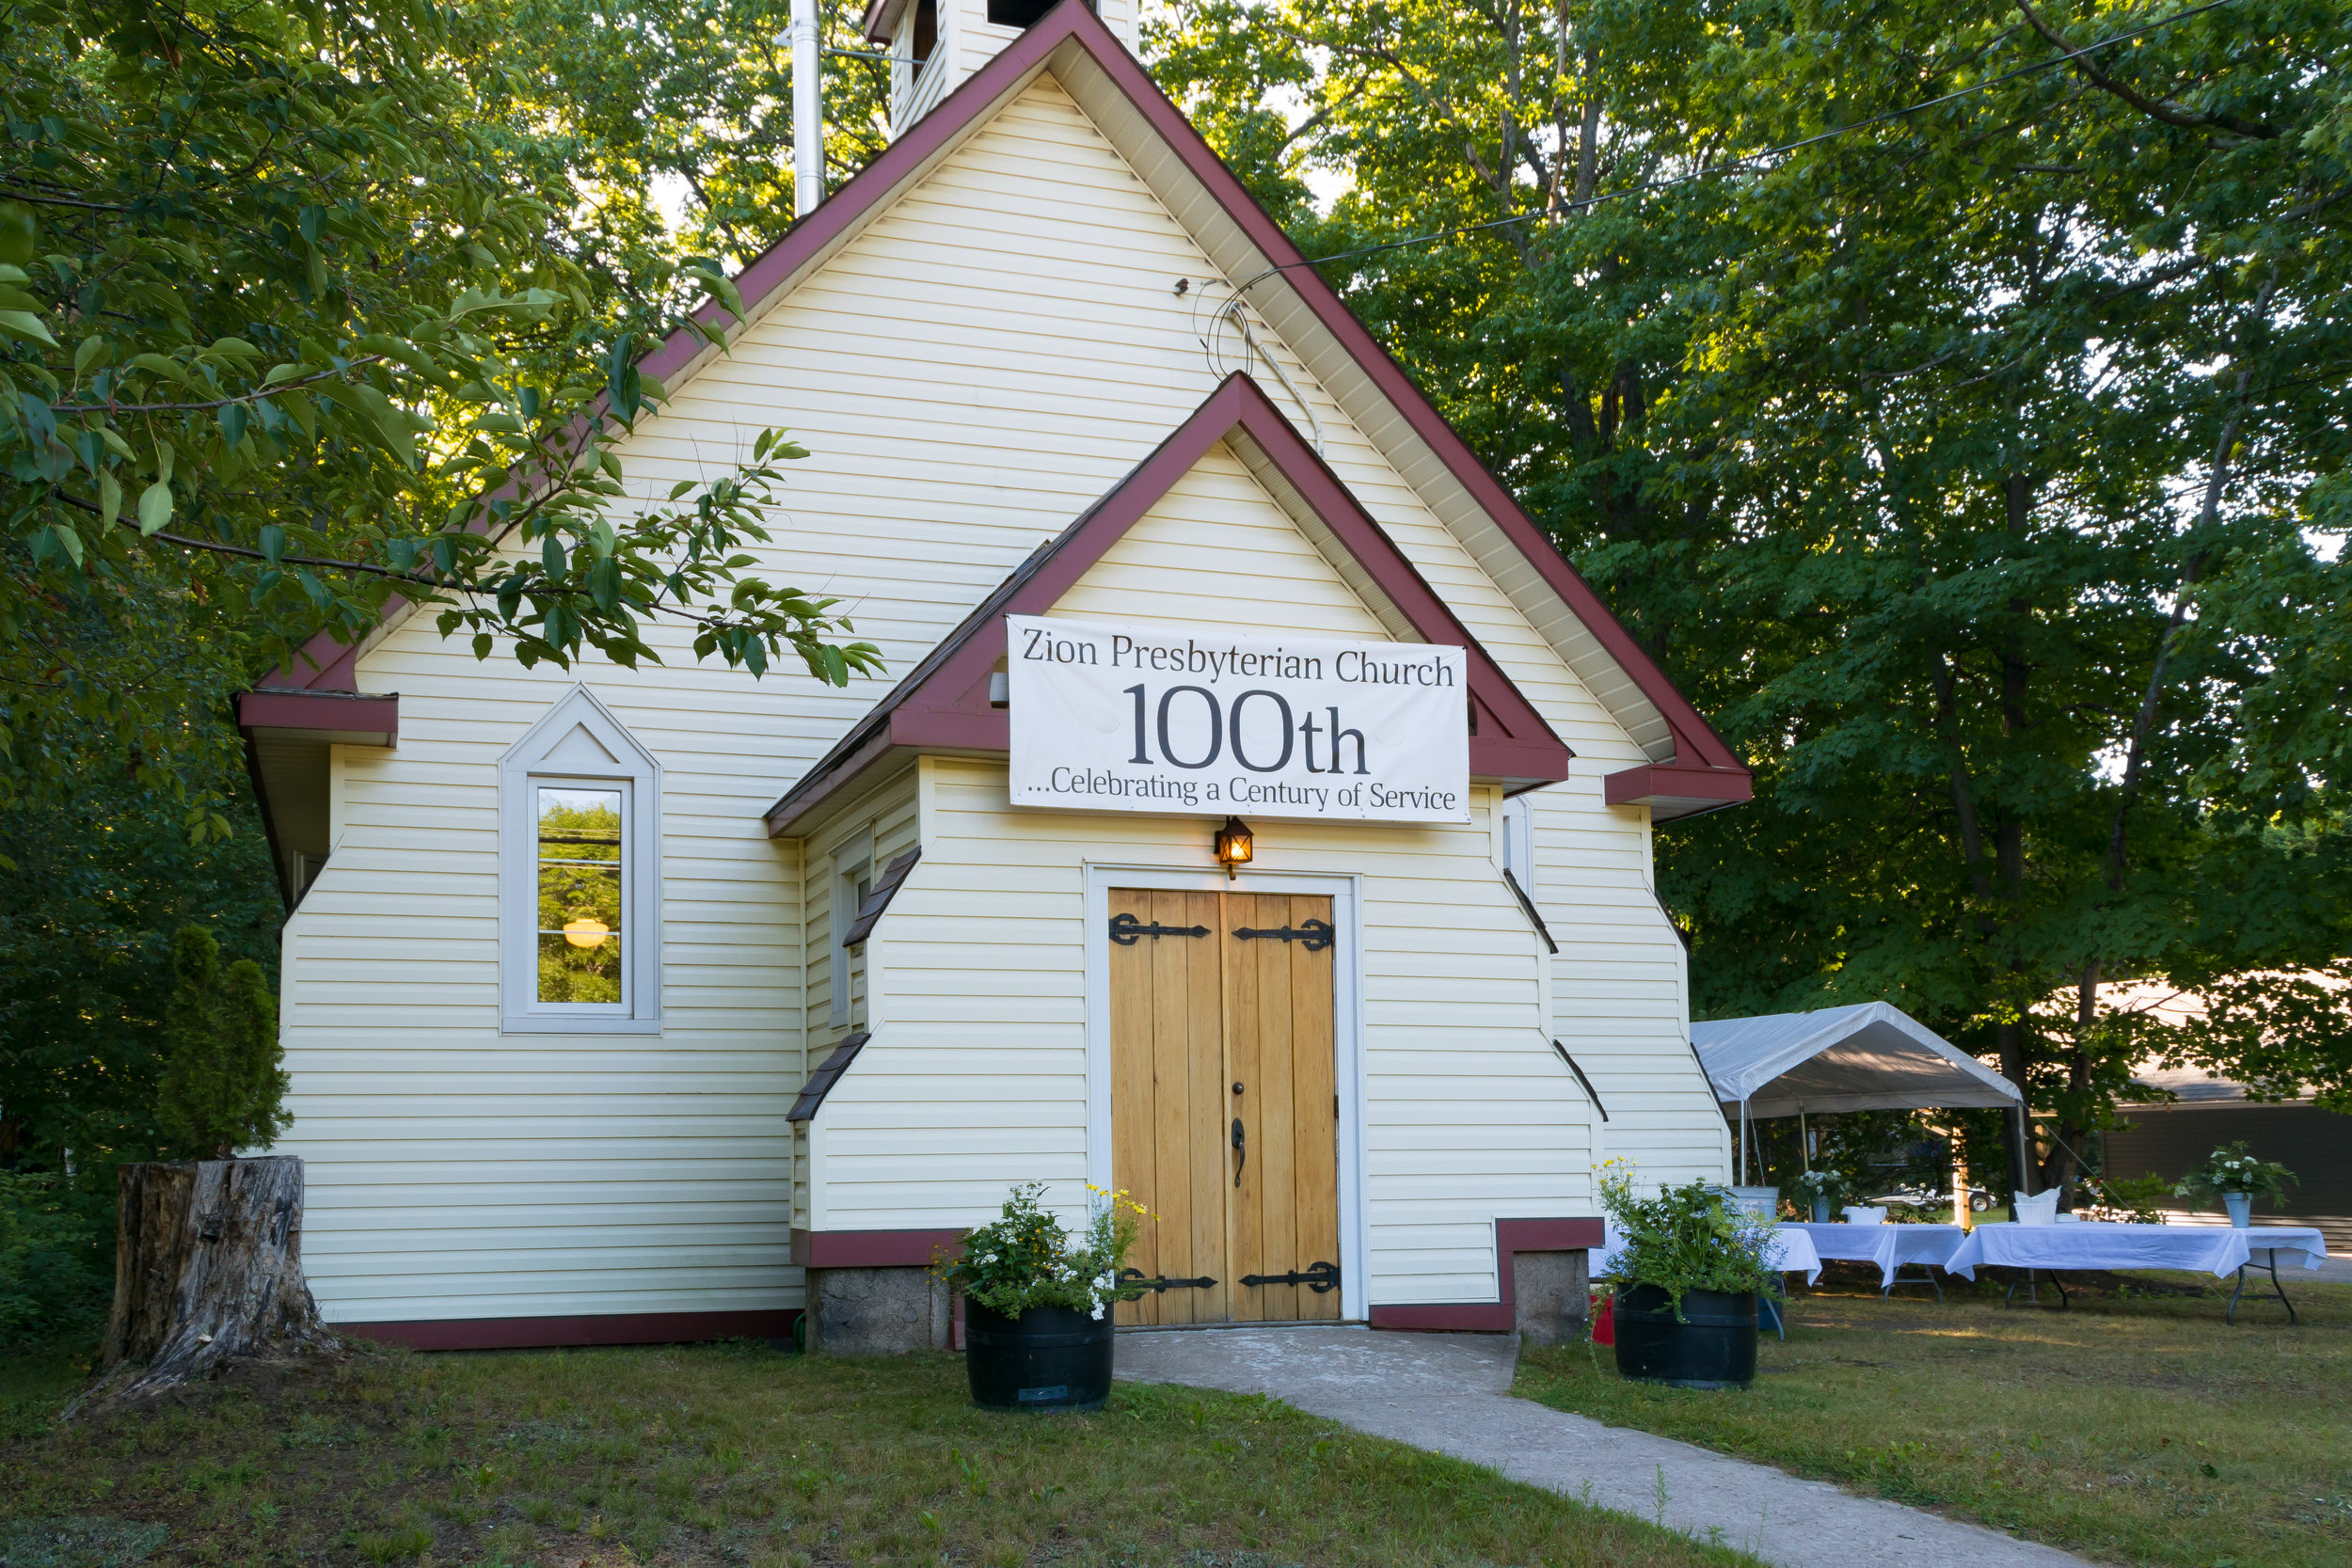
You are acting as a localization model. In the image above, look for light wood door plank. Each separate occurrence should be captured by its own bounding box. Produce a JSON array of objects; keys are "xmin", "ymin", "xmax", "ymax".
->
[
  {"xmin": 1222, "ymin": 897, "xmax": 1259, "ymax": 1323},
  {"xmin": 1290, "ymin": 895, "xmax": 1342, "ymax": 1321},
  {"xmin": 1256, "ymin": 894, "xmax": 1303, "ymax": 1321},
  {"xmin": 1182, "ymin": 890, "xmax": 1229, "ymax": 1323},
  {"xmin": 1108, "ymin": 888, "xmax": 1157, "ymax": 1326},
  {"xmin": 1148, "ymin": 889, "xmax": 1200, "ymax": 1324}
]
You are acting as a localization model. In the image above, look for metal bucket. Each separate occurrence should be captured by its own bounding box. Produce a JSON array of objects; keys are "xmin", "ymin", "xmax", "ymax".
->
[
  {"xmin": 963, "ymin": 1303, "xmax": 1114, "ymax": 1412},
  {"xmin": 1612, "ymin": 1284, "xmax": 1757, "ymax": 1389}
]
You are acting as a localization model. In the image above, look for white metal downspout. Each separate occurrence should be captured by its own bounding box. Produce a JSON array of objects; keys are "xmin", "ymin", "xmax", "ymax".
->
[{"xmin": 791, "ymin": 0, "xmax": 822, "ymax": 218}]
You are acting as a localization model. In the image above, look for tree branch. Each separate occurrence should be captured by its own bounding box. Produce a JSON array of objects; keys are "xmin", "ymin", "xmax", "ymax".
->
[
  {"xmin": 50, "ymin": 357, "xmax": 389, "ymax": 415},
  {"xmin": 2016, "ymin": 1, "xmax": 2278, "ymax": 140}
]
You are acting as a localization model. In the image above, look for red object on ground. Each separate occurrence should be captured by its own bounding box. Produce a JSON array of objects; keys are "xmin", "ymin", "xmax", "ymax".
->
[{"xmin": 1591, "ymin": 1290, "xmax": 1614, "ymax": 1345}]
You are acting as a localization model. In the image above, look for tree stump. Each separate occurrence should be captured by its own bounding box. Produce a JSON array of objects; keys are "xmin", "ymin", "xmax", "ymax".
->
[{"xmin": 70, "ymin": 1156, "xmax": 339, "ymax": 1416}]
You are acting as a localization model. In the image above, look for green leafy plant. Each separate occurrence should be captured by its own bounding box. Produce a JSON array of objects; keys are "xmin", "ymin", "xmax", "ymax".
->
[
  {"xmin": 2173, "ymin": 1143, "xmax": 2295, "ymax": 1210},
  {"xmin": 155, "ymin": 926, "xmax": 289, "ymax": 1161},
  {"xmin": 0, "ymin": 0, "xmax": 883, "ymax": 822},
  {"xmin": 1595, "ymin": 1162, "xmax": 1778, "ymax": 1319},
  {"xmin": 1788, "ymin": 1168, "xmax": 1851, "ymax": 1207},
  {"xmin": 1149, "ymin": 0, "xmax": 2352, "ymax": 1194},
  {"xmin": 0, "ymin": 1167, "xmax": 108, "ymax": 1343},
  {"xmin": 933, "ymin": 1183, "xmax": 1149, "ymax": 1320},
  {"xmin": 2076, "ymin": 1173, "xmax": 2171, "ymax": 1224}
]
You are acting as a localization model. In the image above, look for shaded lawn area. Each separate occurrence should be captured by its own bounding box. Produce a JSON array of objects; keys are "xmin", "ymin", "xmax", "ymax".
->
[
  {"xmin": 0, "ymin": 1336, "xmax": 1754, "ymax": 1568},
  {"xmin": 1517, "ymin": 1269, "xmax": 2352, "ymax": 1568}
]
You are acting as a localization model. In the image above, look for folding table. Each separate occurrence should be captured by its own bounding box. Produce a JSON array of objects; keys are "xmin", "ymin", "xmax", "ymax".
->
[
  {"xmin": 1941, "ymin": 1222, "xmax": 2331, "ymax": 1322},
  {"xmin": 1788, "ymin": 1222, "xmax": 1965, "ymax": 1300}
]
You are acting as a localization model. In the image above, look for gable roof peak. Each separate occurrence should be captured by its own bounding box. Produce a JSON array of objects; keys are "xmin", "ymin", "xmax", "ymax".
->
[
  {"xmin": 763, "ymin": 372, "xmax": 1571, "ymax": 834},
  {"xmin": 862, "ymin": 0, "xmax": 1139, "ymax": 137}
]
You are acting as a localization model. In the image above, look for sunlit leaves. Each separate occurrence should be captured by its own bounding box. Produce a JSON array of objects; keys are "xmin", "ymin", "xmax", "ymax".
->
[
  {"xmin": 0, "ymin": 0, "xmax": 882, "ymax": 819},
  {"xmin": 1149, "ymin": 0, "xmax": 2352, "ymax": 1129}
]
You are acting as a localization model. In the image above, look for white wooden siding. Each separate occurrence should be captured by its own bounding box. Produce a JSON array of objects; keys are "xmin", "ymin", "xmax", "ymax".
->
[
  {"xmin": 815, "ymin": 472, "xmax": 1588, "ymax": 1303},
  {"xmin": 282, "ymin": 672, "xmax": 807, "ymax": 1324},
  {"xmin": 287, "ymin": 65, "xmax": 1718, "ymax": 1327},
  {"xmin": 818, "ymin": 757, "xmax": 1587, "ymax": 1306},
  {"xmin": 1048, "ymin": 440, "xmax": 1392, "ymax": 638}
]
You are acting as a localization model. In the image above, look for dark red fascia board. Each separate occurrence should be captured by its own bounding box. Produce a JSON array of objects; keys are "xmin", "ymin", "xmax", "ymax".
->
[
  {"xmin": 765, "ymin": 373, "xmax": 1571, "ymax": 834},
  {"xmin": 1367, "ymin": 1216, "xmax": 1603, "ymax": 1333},
  {"xmin": 790, "ymin": 1227, "xmax": 965, "ymax": 1269},
  {"xmin": 1603, "ymin": 763, "xmax": 1754, "ymax": 812},
  {"xmin": 788, "ymin": 1215, "xmax": 1598, "ymax": 1325},
  {"xmin": 271, "ymin": 0, "xmax": 1741, "ymax": 804},
  {"xmin": 340, "ymin": 1307, "xmax": 796, "ymax": 1353},
  {"xmin": 821, "ymin": 2, "xmax": 1738, "ymax": 784},
  {"xmin": 234, "ymin": 688, "xmax": 399, "ymax": 746}
]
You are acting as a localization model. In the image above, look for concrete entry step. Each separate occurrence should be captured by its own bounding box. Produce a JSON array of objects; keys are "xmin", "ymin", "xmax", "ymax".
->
[{"xmin": 1113, "ymin": 1325, "xmax": 2090, "ymax": 1568}]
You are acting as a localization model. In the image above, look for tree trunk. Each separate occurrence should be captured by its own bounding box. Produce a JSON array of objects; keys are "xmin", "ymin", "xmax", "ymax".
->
[{"xmin": 69, "ymin": 1156, "xmax": 338, "ymax": 1417}]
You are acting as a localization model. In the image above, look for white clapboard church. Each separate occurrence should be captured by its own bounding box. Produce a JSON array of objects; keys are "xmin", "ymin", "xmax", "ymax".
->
[{"xmin": 236, "ymin": 0, "xmax": 1748, "ymax": 1351}]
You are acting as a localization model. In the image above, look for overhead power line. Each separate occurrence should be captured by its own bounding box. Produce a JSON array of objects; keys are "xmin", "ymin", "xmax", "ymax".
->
[{"xmin": 1241, "ymin": 0, "xmax": 2247, "ymax": 289}]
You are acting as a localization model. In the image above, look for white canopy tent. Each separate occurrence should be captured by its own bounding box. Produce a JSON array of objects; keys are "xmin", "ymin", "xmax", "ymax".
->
[{"xmin": 1692, "ymin": 1002, "xmax": 2023, "ymax": 1184}]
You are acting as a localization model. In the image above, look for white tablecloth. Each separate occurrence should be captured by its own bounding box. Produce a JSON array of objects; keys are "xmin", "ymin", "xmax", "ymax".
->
[
  {"xmin": 1593, "ymin": 1223, "xmax": 1823, "ymax": 1285},
  {"xmin": 1788, "ymin": 1222, "xmax": 1966, "ymax": 1289},
  {"xmin": 1942, "ymin": 1223, "xmax": 2331, "ymax": 1280}
]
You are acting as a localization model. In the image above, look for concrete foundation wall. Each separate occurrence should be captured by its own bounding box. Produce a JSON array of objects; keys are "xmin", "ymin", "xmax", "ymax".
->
[
  {"xmin": 807, "ymin": 1266, "xmax": 953, "ymax": 1354},
  {"xmin": 1511, "ymin": 1248, "xmax": 1591, "ymax": 1347}
]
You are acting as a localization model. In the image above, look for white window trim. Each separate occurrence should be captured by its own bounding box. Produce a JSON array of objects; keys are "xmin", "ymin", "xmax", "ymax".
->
[
  {"xmin": 826, "ymin": 827, "xmax": 874, "ymax": 1027},
  {"xmin": 500, "ymin": 685, "xmax": 661, "ymax": 1035},
  {"xmin": 1500, "ymin": 792, "xmax": 1534, "ymax": 897}
]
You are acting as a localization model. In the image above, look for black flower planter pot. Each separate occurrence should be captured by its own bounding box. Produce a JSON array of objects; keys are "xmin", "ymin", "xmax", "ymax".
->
[
  {"xmin": 1613, "ymin": 1284, "xmax": 1758, "ymax": 1390},
  {"xmin": 963, "ymin": 1302, "xmax": 1114, "ymax": 1412}
]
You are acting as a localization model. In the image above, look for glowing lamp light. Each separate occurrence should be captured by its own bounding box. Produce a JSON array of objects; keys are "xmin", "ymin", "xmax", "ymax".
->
[
  {"xmin": 1213, "ymin": 816, "xmax": 1255, "ymax": 879},
  {"xmin": 562, "ymin": 917, "xmax": 612, "ymax": 949}
]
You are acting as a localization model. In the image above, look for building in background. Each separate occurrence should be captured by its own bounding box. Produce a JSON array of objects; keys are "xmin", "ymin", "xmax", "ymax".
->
[{"xmin": 2106, "ymin": 1063, "xmax": 2350, "ymax": 1251}]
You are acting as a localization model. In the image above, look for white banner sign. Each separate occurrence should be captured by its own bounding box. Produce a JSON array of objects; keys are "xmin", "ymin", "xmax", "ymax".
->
[{"xmin": 1006, "ymin": 615, "xmax": 1469, "ymax": 822}]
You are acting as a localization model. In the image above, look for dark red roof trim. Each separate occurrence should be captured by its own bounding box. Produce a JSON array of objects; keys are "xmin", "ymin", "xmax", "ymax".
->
[
  {"xmin": 1368, "ymin": 1216, "xmax": 1604, "ymax": 1332},
  {"xmin": 234, "ymin": 688, "xmax": 399, "ymax": 744},
  {"xmin": 268, "ymin": 0, "xmax": 1741, "ymax": 822},
  {"xmin": 766, "ymin": 372, "xmax": 1572, "ymax": 832},
  {"xmin": 340, "ymin": 1307, "xmax": 796, "ymax": 1352},
  {"xmin": 789, "ymin": 1227, "xmax": 965, "ymax": 1268},
  {"xmin": 1603, "ymin": 761, "xmax": 1754, "ymax": 816}
]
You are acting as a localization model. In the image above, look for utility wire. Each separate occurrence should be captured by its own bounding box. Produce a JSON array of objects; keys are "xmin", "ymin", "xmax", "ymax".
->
[{"xmin": 1240, "ymin": 0, "xmax": 2246, "ymax": 290}]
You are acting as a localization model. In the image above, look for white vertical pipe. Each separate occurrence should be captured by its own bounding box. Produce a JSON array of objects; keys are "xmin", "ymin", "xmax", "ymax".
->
[{"xmin": 791, "ymin": 0, "xmax": 822, "ymax": 218}]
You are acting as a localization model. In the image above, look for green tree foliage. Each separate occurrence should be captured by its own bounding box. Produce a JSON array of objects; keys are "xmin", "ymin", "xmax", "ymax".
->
[
  {"xmin": 156, "ymin": 926, "xmax": 289, "ymax": 1162},
  {"xmin": 451, "ymin": 0, "xmax": 892, "ymax": 267},
  {"xmin": 0, "ymin": 752, "xmax": 278, "ymax": 1329},
  {"xmin": 0, "ymin": 0, "xmax": 882, "ymax": 827},
  {"xmin": 0, "ymin": 1169, "xmax": 106, "ymax": 1343},
  {"xmin": 1151, "ymin": 0, "xmax": 2352, "ymax": 1191},
  {"xmin": 0, "ymin": 753, "xmax": 279, "ymax": 1176}
]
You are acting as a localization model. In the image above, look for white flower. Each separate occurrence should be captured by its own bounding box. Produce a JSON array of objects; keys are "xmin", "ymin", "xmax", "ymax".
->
[{"xmin": 1091, "ymin": 1303, "xmax": 1105, "ymax": 1320}]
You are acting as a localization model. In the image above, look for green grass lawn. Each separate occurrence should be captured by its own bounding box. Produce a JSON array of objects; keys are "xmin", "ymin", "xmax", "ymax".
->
[
  {"xmin": 0, "ymin": 1334, "xmax": 1751, "ymax": 1568},
  {"xmin": 1517, "ymin": 1268, "xmax": 2352, "ymax": 1568}
]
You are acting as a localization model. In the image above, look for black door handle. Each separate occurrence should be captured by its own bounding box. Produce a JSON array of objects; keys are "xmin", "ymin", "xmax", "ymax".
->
[{"xmin": 1232, "ymin": 1117, "xmax": 1247, "ymax": 1187}]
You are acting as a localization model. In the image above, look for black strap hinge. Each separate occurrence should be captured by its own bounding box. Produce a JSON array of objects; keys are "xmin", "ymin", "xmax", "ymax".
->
[
  {"xmin": 1109, "ymin": 911, "xmax": 1211, "ymax": 944},
  {"xmin": 1240, "ymin": 1260, "xmax": 1341, "ymax": 1293},
  {"xmin": 1119, "ymin": 1268, "xmax": 1218, "ymax": 1293},
  {"xmin": 1232, "ymin": 919, "xmax": 1335, "ymax": 952}
]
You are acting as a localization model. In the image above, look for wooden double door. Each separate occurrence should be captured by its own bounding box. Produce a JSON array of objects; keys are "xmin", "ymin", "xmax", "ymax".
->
[{"xmin": 1107, "ymin": 888, "xmax": 1342, "ymax": 1326}]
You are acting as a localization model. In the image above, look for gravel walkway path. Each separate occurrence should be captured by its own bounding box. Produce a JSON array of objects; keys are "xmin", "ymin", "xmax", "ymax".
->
[{"xmin": 1114, "ymin": 1324, "xmax": 2089, "ymax": 1568}]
